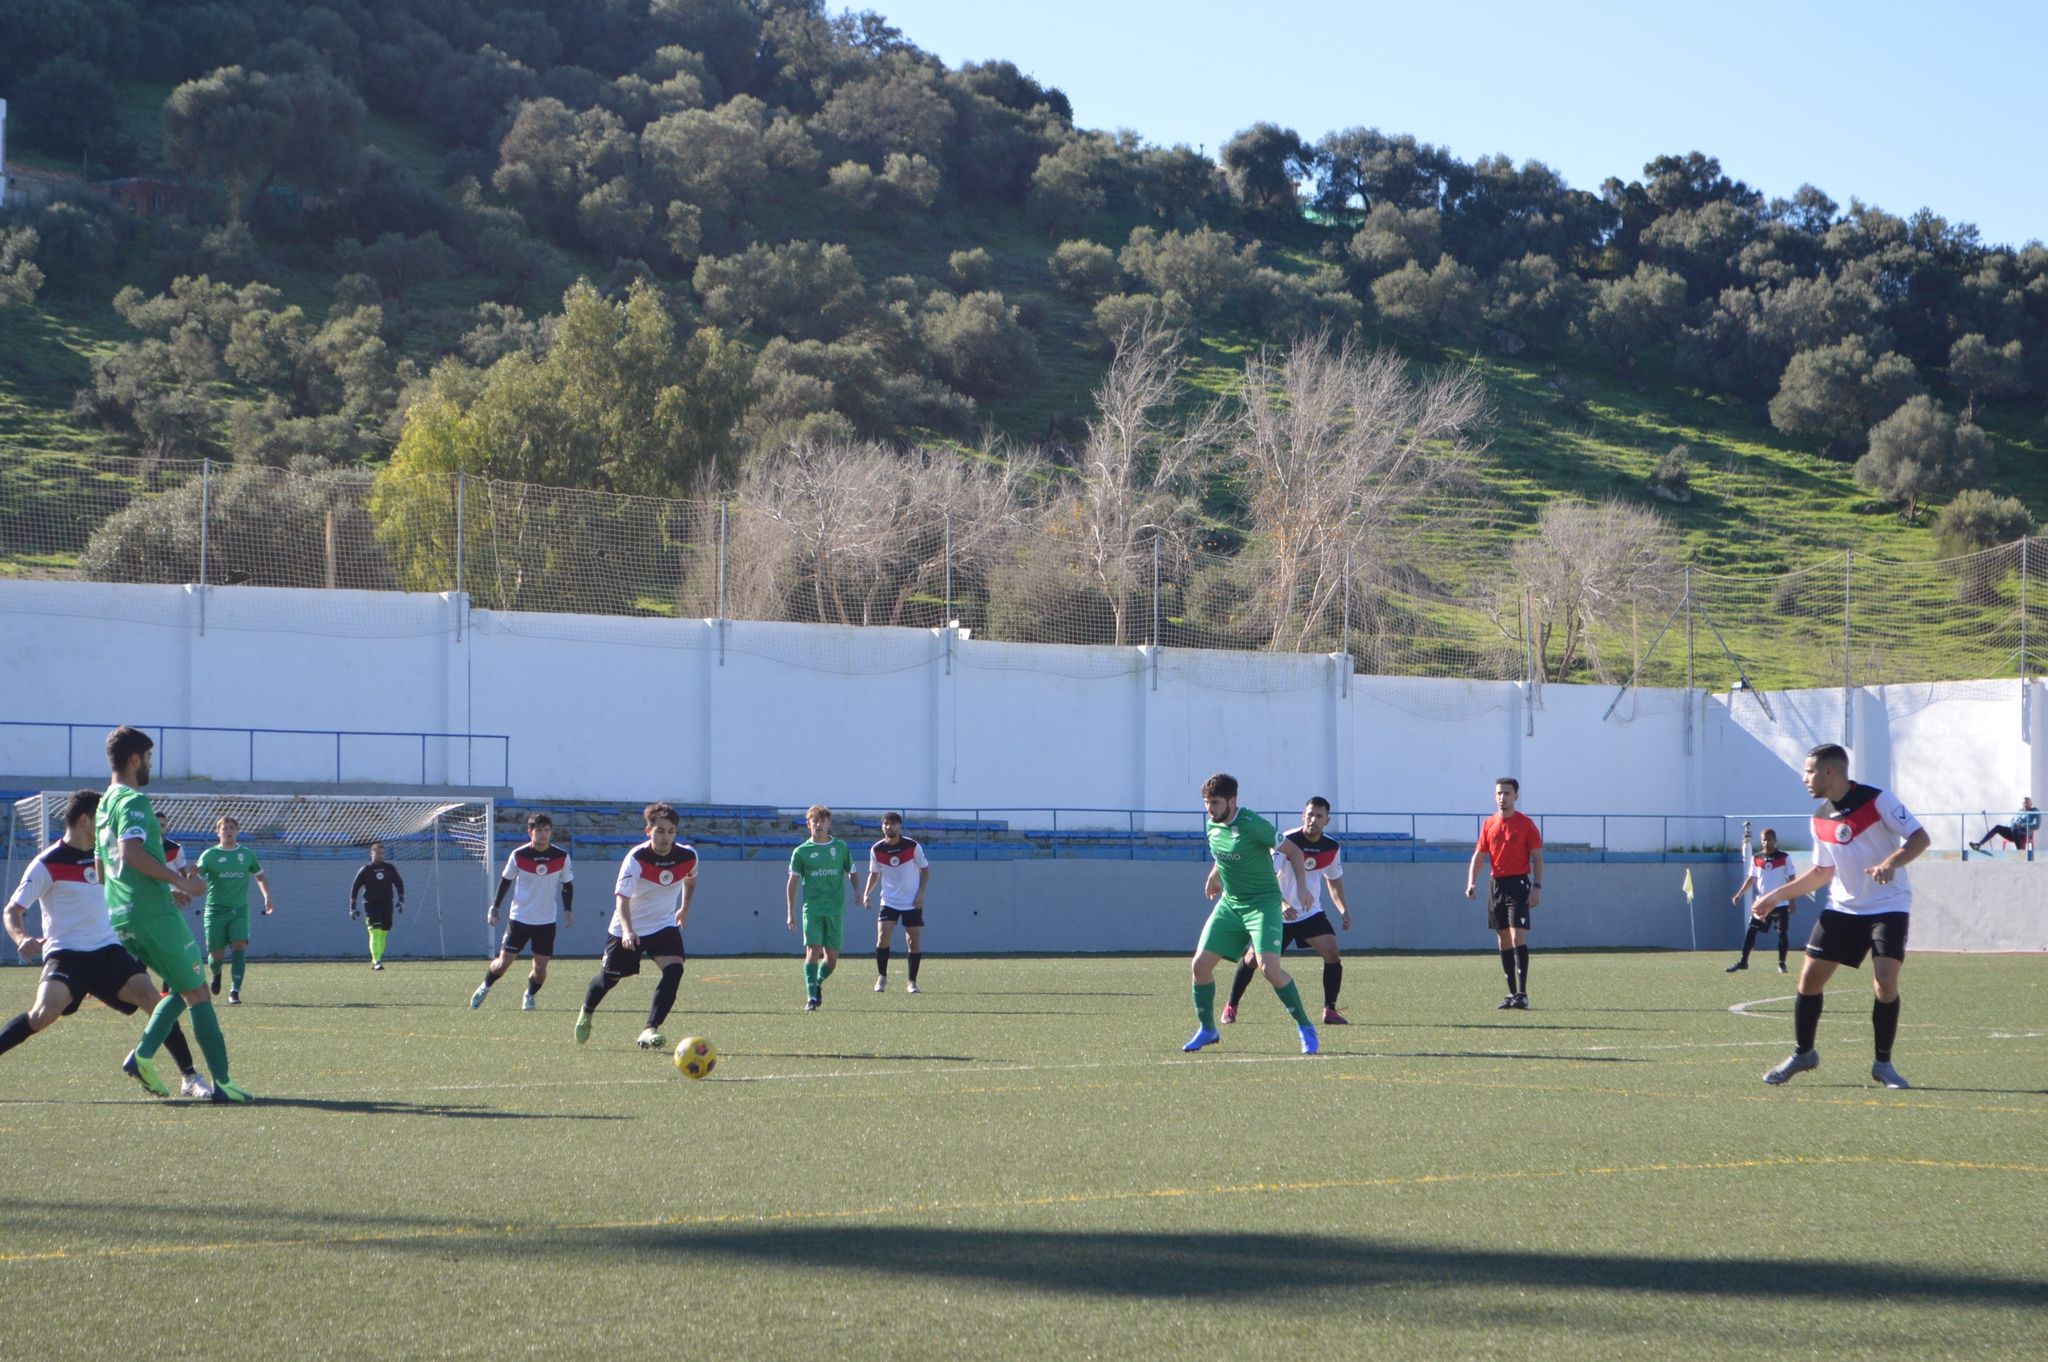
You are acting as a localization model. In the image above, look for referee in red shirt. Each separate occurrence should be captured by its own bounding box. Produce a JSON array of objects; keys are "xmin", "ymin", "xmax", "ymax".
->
[{"xmin": 1465, "ymin": 776, "xmax": 1545, "ymax": 1009}]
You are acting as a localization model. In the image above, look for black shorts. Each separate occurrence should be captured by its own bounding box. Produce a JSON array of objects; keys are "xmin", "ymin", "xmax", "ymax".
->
[
  {"xmin": 602, "ymin": 926, "xmax": 685, "ymax": 977},
  {"xmin": 1281, "ymin": 910, "xmax": 1337, "ymax": 949},
  {"xmin": 878, "ymin": 906, "xmax": 925, "ymax": 928},
  {"xmin": 1805, "ymin": 910, "xmax": 1909, "ymax": 968},
  {"xmin": 502, "ymin": 920, "xmax": 558, "ymax": 957},
  {"xmin": 363, "ymin": 904, "xmax": 395, "ymax": 930},
  {"xmin": 1487, "ymin": 876, "xmax": 1532, "ymax": 931},
  {"xmin": 43, "ymin": 943, "xmax": 146, "ymax": 1011}
]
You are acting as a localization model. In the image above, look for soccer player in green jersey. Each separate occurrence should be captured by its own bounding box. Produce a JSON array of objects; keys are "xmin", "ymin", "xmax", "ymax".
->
[
  {"xmin": 95, "ymin": 726, "xmax": 251, "ymax": 1102},
  {"xmin": 1184, "ymin": 773, "xmax": 1320, "ymax": 1055},
  {"xmin": 197, "ymin": 815, "xmax": 273, "ymax": 1004},
  {"xmin": 786, "ymin": 805, "xmax": 855, "ymax": 1012}
]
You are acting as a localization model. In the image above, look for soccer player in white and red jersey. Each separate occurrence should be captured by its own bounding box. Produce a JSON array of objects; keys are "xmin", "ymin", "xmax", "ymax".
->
[
  {"xmin": 1224, "ymin": 796, "xmax": 1353, "ymax": 1025},
  {"xmin": 863, "ymin": 812, "xmax": 930, "ymax": 993},
  {"xmin": 1, "ymin": 790, "xmax": 212, "ymax": 1099},
  {"xmin": 1751, "ymin": 743, "xmax": 1929, "ymax": 1089},
  {"xmin": 1727, "ymin": 827, "xmax": 1799, "ymax": 973},
  {"xmin": 472, "ymin": 812, "xmax": 574, "ymax": 1011},
  {"xmin": 575, "ymin": 803, "xmax": 695, "ymax": 1049}
]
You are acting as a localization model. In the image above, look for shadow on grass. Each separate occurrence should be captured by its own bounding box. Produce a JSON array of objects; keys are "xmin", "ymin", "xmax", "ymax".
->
[
  {"xmin": 396, "ymin": 1224, "xmax": 2048, "ymax": 1309},
  {"xmin": 250, "ymin": 1096, "xmax": 629, "ymax": 1120},
  {"xmin": 736, "ymin": 1052, "xmax": 979, "ymax": 1063},
  {"xmin": 1368, "ymin": 1021, "xmax": 1652, "ymax": 1033}
]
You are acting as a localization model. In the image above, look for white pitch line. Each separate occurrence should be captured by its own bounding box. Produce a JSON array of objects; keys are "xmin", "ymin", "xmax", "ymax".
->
[{"xmin": 1730, "ymin": 994, "xmax": 1798, "ymax": 1018}]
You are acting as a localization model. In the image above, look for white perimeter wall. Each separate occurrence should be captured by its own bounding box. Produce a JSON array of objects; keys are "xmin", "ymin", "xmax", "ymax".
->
[{"xmin": 1, "ymin": 581, "xmax": 2041, "ymax": 845}]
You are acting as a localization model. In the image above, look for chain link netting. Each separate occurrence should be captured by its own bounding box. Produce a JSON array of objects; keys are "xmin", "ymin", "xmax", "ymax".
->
[{"xmin": 4, "ymin": 456, "xmax": 2044, "ymax": 689}]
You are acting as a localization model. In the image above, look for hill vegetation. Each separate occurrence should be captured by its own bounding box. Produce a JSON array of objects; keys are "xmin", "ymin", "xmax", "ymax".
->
[{"xmin": 3, "ymin": 0, "xmax": 2046, "ymax": 680}]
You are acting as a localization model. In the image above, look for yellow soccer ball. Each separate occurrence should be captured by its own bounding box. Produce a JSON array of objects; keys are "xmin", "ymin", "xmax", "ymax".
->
[{"xmin": 674, "ymin": 1036, "xmax": 717, "ymax": 1079}]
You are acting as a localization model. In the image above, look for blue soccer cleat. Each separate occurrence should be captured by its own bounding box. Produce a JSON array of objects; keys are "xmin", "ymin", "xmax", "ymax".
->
[
  {"xmin": 1299, "ymin": 1024, "xmax": 1320, "ymax": 1056},
  {"xmin": 1182, "ymin": 1027, "xmax": 1221, "ymax": 1052}
]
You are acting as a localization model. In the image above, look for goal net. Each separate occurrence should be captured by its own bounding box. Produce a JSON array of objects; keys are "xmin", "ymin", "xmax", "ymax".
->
[{"xmin": 5, "ymin": 792, "xmax": 494, "ymax": 962}]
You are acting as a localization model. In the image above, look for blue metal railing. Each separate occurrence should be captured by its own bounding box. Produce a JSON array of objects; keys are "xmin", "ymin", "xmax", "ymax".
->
[{"xmin": 0, "ymin": 719, "xmax": 510, "ymax": 788}]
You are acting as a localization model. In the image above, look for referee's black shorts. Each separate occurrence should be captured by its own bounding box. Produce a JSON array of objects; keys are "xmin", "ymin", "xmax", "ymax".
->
[{"xmin": 1487, "ymin": 875, "xmax": 1532, "ymax": 931}]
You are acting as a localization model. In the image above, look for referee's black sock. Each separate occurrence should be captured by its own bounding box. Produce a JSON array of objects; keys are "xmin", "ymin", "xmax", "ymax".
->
[
  {"xmin": 0, "ymin": 1012, "xmax": 33, "ymax": 1057},
  {"xmin": 907, "ymin": 951, "xmax": 922, "ymax": 982},
  {"xmin": 1322, "ymin": 960, "xmax": 1343, "ymax": 1010},
  {"xmin": 875, "ymin": 945, "xmax": 891, "ymax": 978},
  {"xmin": 1498, "ymin": 949, "xmax": 1517, "ymax": 992},
  {"xmin": 1227, "ymin": 958, "xmax": 1259, "ymax": 1009},
  {"xmin": 1793, "ymin": 991, "xmax": 1824, "ymax": 1052},
  {"xmin": 1514, "ymin": 945, "xmax": 1530, "ymax": 994},
  {"xmin": 1872, "ymin": 995, "xmax": 1901, "ymax": 1063}
]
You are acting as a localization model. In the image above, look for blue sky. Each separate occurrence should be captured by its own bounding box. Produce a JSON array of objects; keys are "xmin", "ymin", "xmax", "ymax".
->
[{"xmin": 872, "ymin": 0, "xmax": 2047, "ymax": 249}]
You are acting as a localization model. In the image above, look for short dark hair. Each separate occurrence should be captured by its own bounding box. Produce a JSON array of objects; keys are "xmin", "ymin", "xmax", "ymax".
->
[
  {"xmin": 881, "ymin": 811, "xmax": 903, "ymax": 825},
  {"xmin": 64, "ymin": 789, "xmax": 99, "ymax": 829},
  {"xmin": 1305, "ymin": 795, "xmax": 1331, "ymax": 813},
  {"xmin": 527, "ymin": 813, "xmax": 553, "ymax": 829},
  {"xmin": 368, "ymin": 841, "xmax": 384, "ymax": 852},
  {"xmin": 1495, "ymin": 776, "xmax": 1520, "ymax": 793},
  {"xmin": 106, "ymin": 725, "xmax": 153, "ymax": 772},
  {"xmin": 217, "ymin": 815, "xmax": 240, "ymax": 831},
  {"xmin": 643, "ymin": 802, "xmax": 679, "ymax": 828},
  {"xmin": 1806, "ymin": 743, "xmax": 1848, "ymax": 772},
  {"xmin": 1201, "ymin": 773, "xmax": 1238, "ymax": 800}
]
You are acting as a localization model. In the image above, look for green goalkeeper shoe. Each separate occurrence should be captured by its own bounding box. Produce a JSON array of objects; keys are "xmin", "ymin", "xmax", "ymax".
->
[
  {"xmin": 573, "ymin": 1010, "xmax": 592, "ymax": 1045},
  {"xmin": 121, "ymin": 1050, "xmax": 169, "ymax": 1097},
  {"xmin": 209, "ymin": 1079, "xmax": 254, "ymax": 1104}
]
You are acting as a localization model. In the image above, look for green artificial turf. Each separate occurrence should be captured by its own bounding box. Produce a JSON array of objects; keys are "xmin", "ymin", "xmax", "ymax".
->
[{"xmin": 1, "ymin": 953, "xmax": 2041, "ymax": 1360}]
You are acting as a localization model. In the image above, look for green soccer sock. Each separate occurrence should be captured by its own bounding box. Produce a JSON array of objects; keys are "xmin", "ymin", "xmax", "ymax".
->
[
  {"xmin": 230, "ymin": 948, "xmax": 247, "ymax": 989},
  {"xmin": 137, "ymin": 993, "xmax": 187, "ymax": 1059},
  {"xmin": 369, "ymin": 926, "xmax": 387, "ymax": 964},
  {"xmin": 803, "ymin": 960, "xmax": 820, "ymax": 996},
  {"xmin": 819, "ymin": 960, "xmax": 836, "ymax": 981},
  {"xmin": 1193, "ymin": 981, "xmax": 1217, "ymax": 1031},
  {"xmin": 1273, "ymin": 979, "xmax": 1312, "ymax": 1027},
  {"xmin": 187, "ymin": 1000, "xmax": 230, "ymax": 1083}
]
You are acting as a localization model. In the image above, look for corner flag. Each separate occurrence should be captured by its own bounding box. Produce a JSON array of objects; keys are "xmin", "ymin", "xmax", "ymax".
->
[{"xmin": 1681, "ymin": 867, "xmax": 1698, "ymax": 950}]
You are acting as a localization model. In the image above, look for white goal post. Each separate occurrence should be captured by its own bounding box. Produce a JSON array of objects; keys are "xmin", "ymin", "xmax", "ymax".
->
[{"xmin": 5, "ymin": 791, "xmax": 495, "ymax": 961}]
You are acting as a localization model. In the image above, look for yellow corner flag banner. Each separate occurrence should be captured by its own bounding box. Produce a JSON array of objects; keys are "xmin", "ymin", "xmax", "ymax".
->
[{"xmin": 1682, "ymin": 867, "xmax": 1695, "ymax": 903}]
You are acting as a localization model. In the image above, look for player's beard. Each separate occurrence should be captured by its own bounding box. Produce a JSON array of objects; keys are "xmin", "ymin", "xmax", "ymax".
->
[{"xmin": 134, "ymin": 756, "xmax": 152, "ymax": 787}]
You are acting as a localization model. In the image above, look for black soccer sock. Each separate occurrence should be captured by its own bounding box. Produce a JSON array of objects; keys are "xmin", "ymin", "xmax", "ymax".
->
[
  {"xmin": 1514, "ymin": 944, "xmax": 1530, "ymax": 994},
  {"xmin": 1227, "ymin": 958, "xmax": 1259, "ymax": 1008},
  {"xmin": 1776, "ymin": 924, "xmax": 1789, "ymax": 967},
  {"xmin": 875, "ymin": 945, "xmax": 891, "ymax": 978},
  {"xmin": 1499, "ymin": 948, "xmax": 1517, "ymax": 991},
  {"xmin": 1793, "ymin": 991, "xmax": 1824, "ymax": 1052},
  {"xmin": 647, "ymin": 963, "xmax": 684, "ymax": 1029},
  {"xmin": 0, "ymin": 1012, "xmax": 33, "ymax": 1058},
  {"xmin": 582, "ymin": 973, "xmax": 615, "ymax": 1014},
  {"xmin": 1322, "ymin": 960, "xmax": 1343, "ymax": 1010},
  {"xmin": 162, "ymin": 1023, "xmax": 198, "ymax": 1077},
  {"xmin": 1872, "ymin": 995, "xmax": 1901, "ymax": 1063},
  {"xmin": 483, "ymin": 960, "xmax": 507, "ymax": 987},
  {"xmin": 907, "ymin": 951, "xmax": 922, "ymax": 982},
  {"xmin": 1738, "ymin": 923, "xmax": 1759, "ymax": 963},
  {"xmin": 525, "ymin": 975, "xmax": 543, "ymax": 997}
]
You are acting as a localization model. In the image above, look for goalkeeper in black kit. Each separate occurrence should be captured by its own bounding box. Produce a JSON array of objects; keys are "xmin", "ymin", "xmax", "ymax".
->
[{"xmin": 348, "ymin": 842, "xmax": 405, "ymax": 969}]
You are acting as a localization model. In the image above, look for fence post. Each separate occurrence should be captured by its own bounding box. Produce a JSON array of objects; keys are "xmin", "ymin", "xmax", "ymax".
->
[
  {"xmin": 453, "ymin": 472, "xmax": 466, "ymax": 642},
  {"xmin": 197, "ymin": 458, "xmax": 210, "ymax": 637},
  {"xmin": 717, "ymin": 500, "xmax": 729, "ymax": 666},
  {"xmin": 2023, "ymin": 537, "xmax": 2032, "ymax": 748},
  {"xmin": 1683, "ymin": 565, "xmax": 1694, "ymax": 757},
  {"xmin": 944, "ymin": 511, "xmax": 954, "ymax": 677},
  {"xmin": 1843, "ymin": 549, "xmax": 1853, "ymax": 748},
  {"xmin": 1150, "ymin": 533, "xmax": 1162, "ymax": 692},
  {"xmin": 1340, "ymin": 544, "xmax": 1351, "ymax": 698}
]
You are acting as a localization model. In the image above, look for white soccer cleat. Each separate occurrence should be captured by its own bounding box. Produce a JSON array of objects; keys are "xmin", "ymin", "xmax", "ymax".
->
[
  {"xmin": 521, "ymin": 991, "xmax": 537, "ymax": 1011},
  {"xmin": 1870, "ymin": 1060, "xmax": 1911, "ymax": 1089},
  {"xmin": 906, "ymin": 980, "xmax": 920, "ymax": 994},
  {"xmin": 1763, "ymin": 1048, "xmax": 1820, "ymax": 1085},
  {"xmin": 874, "ymin": 976, "xmax": 887, "ymax": 991},
  {"xmin": 179, "ymin": 1073, "xmax": 214, "ymax": 1100},
  {"xmin": 635, "ymin": 1027, "xmax": 666, "ymax": 1050},
  {"xmin": 470, "ymin": 982, "xmax": 490, "ymax": 1009}
]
